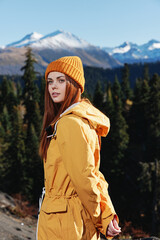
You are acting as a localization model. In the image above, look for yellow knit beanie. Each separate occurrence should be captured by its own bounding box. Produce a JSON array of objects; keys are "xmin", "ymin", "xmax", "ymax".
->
[{"xmin": 45, "ymin": 56, "xmax": 85, "ymax": 93}]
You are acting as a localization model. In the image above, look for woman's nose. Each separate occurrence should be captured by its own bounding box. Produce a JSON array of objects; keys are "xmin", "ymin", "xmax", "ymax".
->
[{"xmin": 51, "ymin": 81, "xmax": 58, "ymax": 89}]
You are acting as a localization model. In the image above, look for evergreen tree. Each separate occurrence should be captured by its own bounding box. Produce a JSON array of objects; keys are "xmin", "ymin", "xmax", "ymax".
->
[
  {"xmin": 0, "ymin": 76, "xmax": 11, "ymax": 112},
  {"xmin": 146, "ymin": 73, "xmax": 160, "ymax": 235},
  {"xmin": 16, "ymin": 81, "xmax": 23, "ymax": 104},
  {"xmin": 7, "ymin": 81, "xmax": 18, "ymax": 119},
  {"xmin": 134, "ymin": 74, "xmax": 160, "ymax": 235},
  {"xmin": 121, "ymin": 63, "xmax": 133, "ymax": 102},
  {"xmin": 21, "ymin": 47, "xmax": 43, "ymax": 202},
  {"xmin": 126, "ymin": 78, "xmax": 150, "ymax": 225},
  {"xmin": 111, "ymin": 98, "xmax": 129, "ymax": 167},
  {"xmin": 93, "ymin": 81, "xmax": 104, "ymax": 111},
  {"xmin": 102, "ymin": 89, "xmax": 129, "ymax": 216},
  {"xmin": 0, "ymin": 106, "xmax": 12, "ymax": 191},
  {"xmin": 21, "ymin": 47, "xmax": 41, "ymax": 136},
  {"xmin": 101, "ymin": 82, "xmax": 114, "ymax": 175},
  {"xmin": 33, "ymin": 102, "xmax": 42, "ymax": 135},
  {"xmin": 39, "ymin": 77, "xmax": 46, "ymax": 116},
  {"xmin": 23, "ymin": 124, "xmax": 43, "ymax": 202},
  {"xmin": 148, "ymin": 74, "xmax": 160, "ymax": 146},
  {"xmin": 1, "ymin": 106, "xmax": 25, "ymax": 193},
  {"xmin": 104, "ymin": 81, "xmax": 114, "ymax": 119},
  {"xmin": 111, "ymin": 97, "xmax": 129, "ymax": 215},
  {"xmin": 21, "ymin": 48, "xmax": 37, "ymax": 98},
  {"xmin": 0, "ymin": 122, "xmax": 7, "ymax": 190},
  {"xmin": 143, "ymin": 63, "xmax": 150, "ymax": 82},
  {"xmin": 112, "ymin": 75, "xmax": 123, "ymax": 105},
  {"xmin": 34, "ymin": 84, "xmax": 40, "ymax": 103},
  {"xmin": 0, "ymin": 106, "xmax": 11, "ymax": 139},
  {"xmin": 129, "ymin": 78, "xmax": 150, "ymax": 146},
  {"xmin": 134, "ymin": 78, "xmax": 143, "ymax": 102},
  {"xmin": 101, "ymin": 79, "xmax": 129, "ymax": 214},
  {"xmin": 140, "ymin": 79, "xmax": 150, "ymax": 149}
]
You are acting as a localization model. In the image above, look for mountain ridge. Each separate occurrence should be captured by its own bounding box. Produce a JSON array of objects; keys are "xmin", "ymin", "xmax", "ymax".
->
[
  {"xmin": 103, "ymin": 39, "xmax": 160, "ymax": 63},
  {"xmin": 4, "ymin": 30, "xmax": 91, "ymax": 49},
  {"xmin": 0, "ymin": 30, "xmax": 121, "ymax": 75},
  {"xmin": 1, "ymin": 30, "xmax": 160, "ymax": 75}
]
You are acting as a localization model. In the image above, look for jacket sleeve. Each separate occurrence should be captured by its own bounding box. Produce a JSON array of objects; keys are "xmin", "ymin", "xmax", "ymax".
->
[{"xmin": 57, "ymin": 115, "xmax": 117, "ymax": 237}]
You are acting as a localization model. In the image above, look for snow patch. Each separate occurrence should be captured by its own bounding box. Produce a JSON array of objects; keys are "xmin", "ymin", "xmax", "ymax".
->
[
  {"xmin": 31, "ymin": 30, "xmax": 90, "ymax": 49},
  {"xmin": 5, "ymin": 30, "xmax": 90, "ymax": 50},
  {"xmin": 0, "ymin": 45, "xmax": 5, "ymax": 49},
  {"xmin": 6, "ymin": 32, "xmax": 44, "ymax": 48},
  {"xmin": 103, "ymin": 39, "xmax": 160, "ymax": 63},
  {"xmin": 113, "ymin": 44, "xmax": 131, "ymax": 54},
  {"xmin": 148, "ymin": 42, "xmax": 160, "ymax": 50}
]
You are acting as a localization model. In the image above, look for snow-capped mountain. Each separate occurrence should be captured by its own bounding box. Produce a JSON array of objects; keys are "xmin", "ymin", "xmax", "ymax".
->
[
  {"xmin": 32, "ymin": 30, "xmax": 91, "ymax": 49},
  {"xmin": 5, "ymin": 30, "xmax": 90, "ymax": 49},
  {"xmin": 6, "ymin": 32, "xmax": 43, "ymax": 48},
  {"xmin": 0, "ymin": 30, "xmax": 121, "ymax": 75},
  {"xmin": 1, "ymin": 30, "xmax": 160, "ymax": 72},
  {"xmin": 103, "ymin": 40, "xmax": 160, "ymax": 64}
]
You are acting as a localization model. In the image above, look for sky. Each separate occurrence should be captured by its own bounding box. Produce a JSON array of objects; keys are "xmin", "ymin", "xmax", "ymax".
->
[{"xmin": 0, "ymin": 0, "xmax": 160, "ymax": 48}]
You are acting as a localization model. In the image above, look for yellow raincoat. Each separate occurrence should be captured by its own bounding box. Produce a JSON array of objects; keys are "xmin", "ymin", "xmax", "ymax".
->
[{"xmin": 37, "ymin": 101, "xmax": 118, "ymax": 240}]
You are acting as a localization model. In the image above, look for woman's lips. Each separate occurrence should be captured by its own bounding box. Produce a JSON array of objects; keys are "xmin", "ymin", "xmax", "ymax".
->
[{"xmin": 52, "ymin": 93, "xmax": 60, "ymax": 98}]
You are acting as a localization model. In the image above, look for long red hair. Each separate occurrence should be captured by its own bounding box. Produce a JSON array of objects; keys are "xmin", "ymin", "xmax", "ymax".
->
[{"xmin": 39, "ymin": 74, "xmax": 81, "ymax": 160}]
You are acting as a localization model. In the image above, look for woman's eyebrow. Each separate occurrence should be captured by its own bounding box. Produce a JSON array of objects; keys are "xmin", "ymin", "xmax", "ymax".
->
[
  {"xmin": 57, "ymin": 76, "xmax": 65, "ymax": 79},
  {"xmin": 47, "ymin": 77, "xmax": 53, "ymax": 81},
  {"xmin": 47, "ymin": 76, "xmax": 65, "ymax": 81}
]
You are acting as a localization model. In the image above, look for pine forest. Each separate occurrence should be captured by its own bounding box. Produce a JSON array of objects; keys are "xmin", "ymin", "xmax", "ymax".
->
[{"xmin": 0, "ymin": 48, "xmax": 160, "ymax": 238}]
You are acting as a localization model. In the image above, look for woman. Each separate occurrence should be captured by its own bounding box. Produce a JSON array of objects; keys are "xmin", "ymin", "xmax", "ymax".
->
[{"xmin": 37, "ymin": 56, "xmax": 121, "ymax": 240}]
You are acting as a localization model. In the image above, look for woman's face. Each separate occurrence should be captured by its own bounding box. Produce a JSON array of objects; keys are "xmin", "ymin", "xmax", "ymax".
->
[{"xmin": 47, "ymin": 71, "xmax": 67, "ymax": 103}]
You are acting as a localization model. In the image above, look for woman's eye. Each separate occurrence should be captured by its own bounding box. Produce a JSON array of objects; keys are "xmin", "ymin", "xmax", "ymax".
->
[
  {"xmin": 48, "ymin": 81, "xmax": 53, "ymax": 85},
  {"xmin": 59, "ymin": 79, "xmax": 65, "ymax": 83}
]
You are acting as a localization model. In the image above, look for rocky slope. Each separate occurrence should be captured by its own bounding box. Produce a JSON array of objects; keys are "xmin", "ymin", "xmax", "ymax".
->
[{"xmin": 0, "ymin": 191, "xmax": 37, "ymax": 240}]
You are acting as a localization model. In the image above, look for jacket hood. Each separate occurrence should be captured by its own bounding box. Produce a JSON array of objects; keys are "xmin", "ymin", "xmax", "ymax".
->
[{"xmin": 62, "ymin": 101, "xmax": 110, "ymax": 137}]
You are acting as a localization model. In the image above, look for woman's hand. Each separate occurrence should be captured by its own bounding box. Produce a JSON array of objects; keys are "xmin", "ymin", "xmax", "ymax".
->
[{"xmin": 106, "ymin": 217, "xmax": 121, "ymax": 237}]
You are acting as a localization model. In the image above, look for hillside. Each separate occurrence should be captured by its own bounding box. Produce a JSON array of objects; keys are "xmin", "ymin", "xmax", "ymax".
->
[{"xmin": 0, "ymin": 192, "xmax": 37, "ymax": 240}]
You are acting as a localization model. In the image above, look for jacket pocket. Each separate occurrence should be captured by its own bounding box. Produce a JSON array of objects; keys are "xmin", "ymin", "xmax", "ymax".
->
[{"xmin": 41, "ymin": 197, "xmax": 67, "ymax": 213}]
